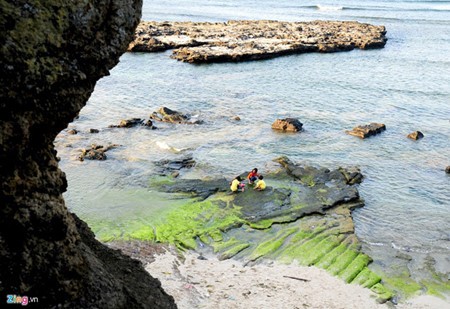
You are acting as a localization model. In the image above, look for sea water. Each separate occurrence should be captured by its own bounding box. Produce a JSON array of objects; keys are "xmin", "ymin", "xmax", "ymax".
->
[{"xmin": 55, "ymin": 0, "xmax": 450, "ymax": 281}]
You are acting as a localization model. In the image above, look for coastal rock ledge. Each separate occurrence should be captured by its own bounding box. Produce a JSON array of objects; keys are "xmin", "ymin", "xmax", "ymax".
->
[{"xmin": 128, "ymin": 20, "xmax": 387, "ymax": 63}]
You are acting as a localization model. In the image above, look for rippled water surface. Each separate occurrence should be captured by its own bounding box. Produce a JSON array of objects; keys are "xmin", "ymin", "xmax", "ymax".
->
[{"xmin": 56, "ymin": 0, "xmax": 450, "ymax": 279}]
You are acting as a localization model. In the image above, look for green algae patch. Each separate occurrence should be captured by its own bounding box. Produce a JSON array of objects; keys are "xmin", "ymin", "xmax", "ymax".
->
[
  {"xmin": 371, "ymin": 283, "xmax": 395, "ymax": 303},
  {"xmin": 249, "ymin": 227, "xmax": 298, "ymax": 261},
  {"xmin": 219, "ymin": 243, "xmax": 250, "ymax": 260},
  {"xmin": 421, "ymin": 279, "xmax": 450, "ymax": 299},
  {"xmin": 338, "ymin": 253, "xmax": 372, "ymax": 283},
  {"xmin": 352, "ymin": 268, "xmax": 382, "ymax": 288},
  {"xmin": 153, "ymin": 198, "xmax": 245, "ymax": 249},
  {"xmin": 212, "ymin": 237, "xmax": 241, "ymax": 253},
  {"xmin": 383, "ymin": 276, "xmax": 422, "ymax": 299}
]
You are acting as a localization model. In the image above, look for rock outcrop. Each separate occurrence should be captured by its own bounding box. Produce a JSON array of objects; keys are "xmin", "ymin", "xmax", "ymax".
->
[
  {"xmin": 272, "ymin": 118, "xmax": 303, "ymax": 132},
  {"xmin": 78, "ymin": 144, "xmax": 120, "ymax": 161},
  {"xmin": 150, "ymin": 106, "xmax": 203, "ymax": 124},
  {"xmin": 407, "ymin": 131, "xmax": 424, "ymax": 140},
  {"xmin": 346, "ymin": 123, "xmax": 386, "ymax": 139},
  {"xmin": 0, "ymin": 1, "xmax": 176, "ymax": 308},
  {"xmin": 129, "ymin": 20, "xmax": 387, "ymax": 63},
  {"xmin": 147, "ymin": 157, "xmax": 393, "ymax": 302}
]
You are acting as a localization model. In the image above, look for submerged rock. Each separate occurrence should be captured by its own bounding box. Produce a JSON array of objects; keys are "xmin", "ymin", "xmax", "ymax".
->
[
  {"xmin": 154, "ymin": 156, "xmax": 196, "ymax": 177},
  {"xmin": 109, "ymin": 117, "xmax": 156, "ymax": 128},
  {"xmin": 129, "ymin": 20, "xmax": 387, "ymax": 63},
  {"xmin": 272, "ymin": 118, "xmax": 303, "ymax": 132},
  {"xmin": 150, "ymin": 106, "xmax": 203, "ymax": 124},
  {"xmin": 346, "ymin": 123, "xmax": 386, "ymax": 139},
  {"xmin": 407, "ymin": 131, "xmax": 424, "ymax": 140},
  {"xmin": 0, "ymin": 2, "xmax": 176, "ymax": 307},
  {"xmin": 78, "ymin": 144, "xmax": 120, "ymax": 161}
]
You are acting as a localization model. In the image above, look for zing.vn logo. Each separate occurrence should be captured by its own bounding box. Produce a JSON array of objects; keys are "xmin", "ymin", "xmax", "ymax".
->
[{"xmin": 6, "ymin": 295, "xmax": 38, "ymax": 306}]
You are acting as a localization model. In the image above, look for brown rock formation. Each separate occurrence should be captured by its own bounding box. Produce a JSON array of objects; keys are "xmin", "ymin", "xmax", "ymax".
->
[
  {"xmin": 129, "ymin": 20, "xmax": 387, "ymax": 63},
  {"xmin": 407, "ymin": 131, "xmax": 424, "ymax": 140},
  {"xmin": 0, "ymin": 1, "xmax": 176, "ymax": 308},
  {"xmin": 346, "ymin": 123, "xmax": 386, "ymax": 139},
  {"xmin": 272, "ymin": 118, "xmax": 304, "ymax": 132}
]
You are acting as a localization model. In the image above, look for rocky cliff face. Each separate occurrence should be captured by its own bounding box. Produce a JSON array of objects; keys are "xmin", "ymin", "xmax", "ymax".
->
[{"xmin": 0, "ymin": 1, "xmax": 176, "ymax": 308}]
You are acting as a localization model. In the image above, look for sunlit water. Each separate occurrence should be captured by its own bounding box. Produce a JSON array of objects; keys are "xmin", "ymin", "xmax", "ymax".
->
[{"xmin": 55, "ymin": 0, "xmax": 450, "ymax": 279}]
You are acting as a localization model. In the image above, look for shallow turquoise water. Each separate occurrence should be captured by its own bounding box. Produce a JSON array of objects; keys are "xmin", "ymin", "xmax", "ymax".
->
[{"xmin": 56, "ymin": 0, "xmax": 450, "ymax": 280}]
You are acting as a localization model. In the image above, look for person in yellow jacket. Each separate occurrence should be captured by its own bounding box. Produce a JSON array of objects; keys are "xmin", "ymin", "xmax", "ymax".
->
[
  {"xmin": 230, "ymin": 176, "xmax": 245, "ymax": 192},
  {"xmin": 254, "ymin": 175, "xmax": 266, "ymax": 191}
]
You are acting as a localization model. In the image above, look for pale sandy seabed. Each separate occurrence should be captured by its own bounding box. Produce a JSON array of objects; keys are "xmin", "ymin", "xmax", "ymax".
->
[{"xmin": 140, "ymin": 248, "xmax": 449, "ymax": 309}]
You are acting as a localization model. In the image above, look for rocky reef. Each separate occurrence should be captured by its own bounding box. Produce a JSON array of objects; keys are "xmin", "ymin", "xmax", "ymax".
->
[
  {"xmin": 141, "ymin": 157, "xmax": 394, "ymax": 302},
  {"xmin": 129, "ymin": 20, "xmax": 387, "ymax": 63},
  {"xmin": 0, "ymin": 1, "xmax": 176, "ymax": 308}
]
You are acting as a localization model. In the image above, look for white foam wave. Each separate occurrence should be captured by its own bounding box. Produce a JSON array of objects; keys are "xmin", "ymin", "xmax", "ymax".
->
[
  {"xmin": 316, "ymin": 4, "xmax": 344, "ymax": 11},
  {"xmin": 156, "ymin": 141, "xmax": 189, "ymax": 153}
]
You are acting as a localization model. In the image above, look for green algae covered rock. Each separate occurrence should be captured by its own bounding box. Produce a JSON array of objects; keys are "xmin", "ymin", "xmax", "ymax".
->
[{"xmin": 141, "ymin": 157, "xmax": 396, "ymax": 302}]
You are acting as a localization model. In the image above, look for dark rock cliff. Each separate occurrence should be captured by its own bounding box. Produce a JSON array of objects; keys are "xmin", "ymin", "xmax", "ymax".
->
[{"xmin": 0, "ymin": 1, "xmax": 176, "ymax": 308}]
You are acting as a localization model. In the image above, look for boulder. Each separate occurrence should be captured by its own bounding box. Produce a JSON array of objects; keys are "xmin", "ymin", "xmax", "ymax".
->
[
  {"xmin": 109, "ymin": 118, "xmax": 156, "ymax": 129},
  {"xmin": 78, "ymin": 144, "xmax": 120, "ymax": 161},
  {"xmin": 0, "ymin": 1, "xmax": 176, "ymax": 308},
  {"xmin": 272, "ymin": 118, "xmax": 303, "ymax": 132},
  {"xmin": 407, "ymin": 131, "xmax": 424, "ymax": 140},
  {"xmin": 150, "ymin": 106, "xmax": 203, "ymax": 124},
  {"xmin": 346, "ymin": 123, "xmax": 386, "ymax": 139}
]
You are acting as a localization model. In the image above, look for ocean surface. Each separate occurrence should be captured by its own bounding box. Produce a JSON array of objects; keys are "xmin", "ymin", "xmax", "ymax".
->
[{"xmin": 55, "ymin": 0, "xmax": 450, "ymax": 282}]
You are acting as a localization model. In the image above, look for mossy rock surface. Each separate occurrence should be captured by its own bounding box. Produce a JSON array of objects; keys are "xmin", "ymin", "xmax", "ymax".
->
[{"xmin": 120, "ymin": 158, "xmax": 406, "ymax": 300}]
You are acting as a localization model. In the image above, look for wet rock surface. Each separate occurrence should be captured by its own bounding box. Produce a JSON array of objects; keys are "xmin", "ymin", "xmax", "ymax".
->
[
  {"xmin": 148, "ymin": 157, "xmax": 393, "ymax": 302},
  {"xmin": 78, "ymin": 144, "xmax": 120, "ymax": 161},
  {"xmin": 346, "ymin": 123, "xmax": 386, "ymax": 139},
  {"xmin": 150, "ymin": 106, "xmax": 203, "ymax": 124},
  {"xmin": 445, "ymin": 166, "xmax": 450, "ymax": 174},
  {"xmin": 407, "ymin": 131, "xmax": 424, "ymax": 140},
  {"xmin": 129, "ymin": 20, "xmax": 387, "ymax": 63},
  {"xmin": 155, "ymin": 156, "xmax": 196, "ymax": 177},
  {"xmin": 109, "ymin": 117, "xmax": 156, "ymax": 128},
  {"xmin": 272, "ymin": 118, "xmax": 303, "ymax": 132},
  {"xmin": 0, "ymin": 1, "xmax": 176, "ymax": 308}
]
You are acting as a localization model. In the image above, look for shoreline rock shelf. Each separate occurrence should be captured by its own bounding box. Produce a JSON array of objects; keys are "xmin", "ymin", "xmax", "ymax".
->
[{"xmin": 129, "ymin": 20, "xmax": 387, "ymax": 63}]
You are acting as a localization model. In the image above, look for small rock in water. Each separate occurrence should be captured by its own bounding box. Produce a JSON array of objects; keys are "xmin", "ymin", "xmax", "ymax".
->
[
  {"xmin": 197, "ymin": 255, "xmax": 207, "ymax": 260},
  {"xmin": 89, "ymin": 128, "xmax": 99, "ymax": 133},
  {"xmin": 346, "ymin": 122, "xmax": 386, "ymax": 139},
  {"xmin": 271, "ymin": 118, "xmax": 303, "ymax": 132},
  {"xmin": 445, "ymin": 166, "xmax": 450, "ymax": 174},
  {"xmin": 407, "ymin": 131, "xmax": 424, "ymax": 140},
  {"xmin": 67, "ymin": 129, "xmax": 77, "ymax": 135}
]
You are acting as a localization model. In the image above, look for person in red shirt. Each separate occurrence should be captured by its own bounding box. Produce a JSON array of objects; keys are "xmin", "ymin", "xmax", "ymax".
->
[{"xmin": 247, "ymin": 168, "xmax": 260, "ymax": 184}]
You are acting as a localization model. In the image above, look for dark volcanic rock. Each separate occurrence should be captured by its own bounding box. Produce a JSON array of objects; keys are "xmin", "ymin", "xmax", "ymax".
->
[
  {"xmin": 407, "ymin": 131, "xmax": 424, "ymax": 140},
  {"xmin": 89, "ymin": 128, "xmax": 100, "ymax": 133},
  {"xmin": 129, "ymin": 20, "xmax": 387, "ymax": 63},
  {"xmin": 0, "ymin": 1, "xmax": 176, "ymax": 308},
  {"xmin": 155, "ymin": 157, "xmax": 196, "ymax": 176},
  {"xmin": 445, "ymin": 166, "xmax": 450, "ymax": 174},
  {"xmin": 155, "ymin": 178, "xmax": 229, "ymax": 200},
  {"xmin": 78, "ymin": 144, "xmax": 120, "ymax": 161},
  {"xmin": 346, "ymin": 123, "xmax": 386, "ymax": 139},
  {"xmin": 109, "ymin": 117, "xmax": 156, "ymax": 128},
  {"xmin": 272, "ymin": 118, "xmax": 303, "ymax": 132}
]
